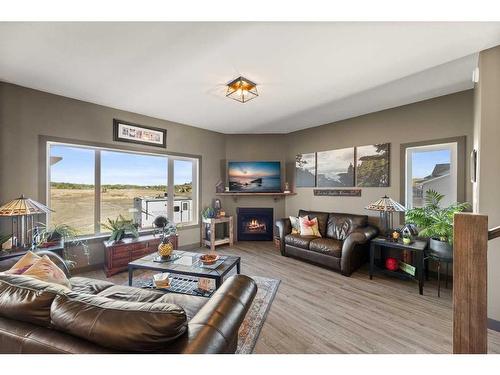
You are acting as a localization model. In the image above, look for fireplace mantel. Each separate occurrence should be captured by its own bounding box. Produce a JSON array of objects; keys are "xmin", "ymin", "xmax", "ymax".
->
[{"xmin": 216, "ymin": 192, "xmax": 296, "ymax": 202}]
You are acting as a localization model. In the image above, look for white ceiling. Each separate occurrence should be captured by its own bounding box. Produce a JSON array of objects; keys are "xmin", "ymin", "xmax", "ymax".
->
[{"xmin": 1, "ymin": 22, "xmax": 500, "ymax": 134}]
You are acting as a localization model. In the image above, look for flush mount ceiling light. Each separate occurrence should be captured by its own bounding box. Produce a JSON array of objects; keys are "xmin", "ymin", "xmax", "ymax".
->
[{"xmin": 226, "ymin": 76, "xmax": 258, "ymax": 103}]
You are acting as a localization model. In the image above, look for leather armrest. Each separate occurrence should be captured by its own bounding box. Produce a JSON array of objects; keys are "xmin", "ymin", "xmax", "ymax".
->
[
  {"xmin": 275, "ymin": 218, "xmax": 291, "ymax": 255},
  {"xmin": 341, "ymin": 225, "xmax": 379, "ymax": 275},
  {"xmin": 180, "ymin": 275, "xmax": 257, "ymax": 354}
]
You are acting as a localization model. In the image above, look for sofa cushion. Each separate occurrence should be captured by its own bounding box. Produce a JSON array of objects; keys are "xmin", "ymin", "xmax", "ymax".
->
[
  {"xmin": 22, "ymin": 255, "xmax": 72, "ymax": 290},
  {"xmin": 157, "ymin": 293, "xmax": 208, "ymax": 321},
  {"xmin": 0, "ymin": 273, "xmax": 68, "ymax": 327},
  {"xmin": 299, "ymin": 216, "xmax": 322, "ymax": 237},
  {"xmin": 285, "ymin": 233, "xmax": 318, "ymax": 248},
  {"xmin": 289, "ymin": 215, "xmax": 304, "ymax": 234},
  {"xmin": 326, "ymin": 213, "xmax": 368, "ymax": 240},
  {"xmin": 51, "ymin": 292, "xmax": 187, "ymax": 352},
  {"xmin": 3, "ymin": 251, "xmax": 41, "ymax": 275},
  {"xmin": 299, "ymin": 210, "xmax": 329, "ymax": 237},
  {"xmin": 69, "ymin": 276, "xmax": 115, "ymax": 295},
  {"xmin": 309, "ymin": 238, "xmax": 343, "ymax": 257},
  {"xmin": 70, "ymin": 277, "xmax": 208, "ymax": 321}
]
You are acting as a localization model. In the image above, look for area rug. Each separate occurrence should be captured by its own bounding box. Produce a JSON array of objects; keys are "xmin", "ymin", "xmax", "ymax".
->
[{"xmin": 126, "ymin": 274, "xmax": 280, "ymax": 354}]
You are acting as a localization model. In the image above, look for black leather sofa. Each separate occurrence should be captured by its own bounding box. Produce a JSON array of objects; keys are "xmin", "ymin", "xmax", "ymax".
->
[
  {"xmin": 0, "ymin": 252, "xmax": 257, "ymax": 354},
  {"xmin": 276, "ymin": 210, "xmax": 378, "ymax": 276}
]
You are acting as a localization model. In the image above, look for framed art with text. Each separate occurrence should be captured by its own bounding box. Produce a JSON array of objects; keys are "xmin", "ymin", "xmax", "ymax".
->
[{"xmin": 113, "ymin": 119, "xmax": 167, "ymax": 148}]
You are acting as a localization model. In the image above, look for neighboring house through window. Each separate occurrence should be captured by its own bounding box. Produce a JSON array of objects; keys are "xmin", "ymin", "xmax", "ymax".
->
[{"xmin": 404, "ymin": 141, "xmax": 458, "ymax": 209}]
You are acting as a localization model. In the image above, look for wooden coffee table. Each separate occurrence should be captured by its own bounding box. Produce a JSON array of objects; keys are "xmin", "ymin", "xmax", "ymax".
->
[{"xmin": 128, "ymin": 250, "xmax": 241, "ymax": 292}]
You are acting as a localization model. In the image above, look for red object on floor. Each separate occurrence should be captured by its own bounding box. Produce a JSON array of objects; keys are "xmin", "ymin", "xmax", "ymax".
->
[{"xmin": 385, "ymin": 257, "xmax": 399, "ymax": 271}]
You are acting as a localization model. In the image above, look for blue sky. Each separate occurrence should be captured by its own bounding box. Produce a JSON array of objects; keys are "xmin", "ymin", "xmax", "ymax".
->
[
  {"xmin": 412, "ymin": 149, "xmax": 450, "ymax": 178},
  {"xmin": 50, "ymin": 145, "xmax": 192, "ymax": 185}
]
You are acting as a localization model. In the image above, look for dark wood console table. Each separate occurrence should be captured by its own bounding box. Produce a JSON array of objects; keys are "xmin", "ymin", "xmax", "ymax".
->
[
  {"xmin": 369, "ymin": 237, "xmax": 427, "ymax": 295},
  {"xmin": 103, "ymin": 234, "xmax": 177, "ymax": 277}
]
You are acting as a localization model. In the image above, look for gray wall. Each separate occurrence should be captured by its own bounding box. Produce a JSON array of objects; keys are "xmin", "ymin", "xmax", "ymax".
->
[
  {"xmin": 0, "ymin": 83, "xmax": 475, "ymax": 270},
  {"xmin": 473, "ymin": 45, "xmax": 500, "ymax": 322},
  {"xmin": 285, "ymin": 90, "xmax": 474, "ymax": 225},
  {"xmin": 0, "ymin": 82, "xmax": 226, "ymax": 266}
]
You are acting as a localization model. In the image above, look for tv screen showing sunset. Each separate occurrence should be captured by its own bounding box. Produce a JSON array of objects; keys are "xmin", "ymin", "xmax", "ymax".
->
[{"xmin": 228, "ymin": 161, "xmax": 281, "ymax": 192}]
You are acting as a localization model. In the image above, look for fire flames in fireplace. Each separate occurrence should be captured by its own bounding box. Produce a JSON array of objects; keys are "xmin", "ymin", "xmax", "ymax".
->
[{"xmin": 245, "ymin": 218, "xmax": 267, "ymax": 233}]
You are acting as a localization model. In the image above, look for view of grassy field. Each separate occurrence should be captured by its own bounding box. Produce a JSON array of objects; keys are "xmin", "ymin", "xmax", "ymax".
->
[{"xmin": 50, "ymin": 184, "xmax": 192, "ymax": 235}]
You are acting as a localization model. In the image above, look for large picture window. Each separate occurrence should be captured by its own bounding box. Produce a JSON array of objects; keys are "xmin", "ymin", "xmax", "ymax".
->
[{"xmin": 48, "ymin": 142, "xmax": 198, "ymax": 236}]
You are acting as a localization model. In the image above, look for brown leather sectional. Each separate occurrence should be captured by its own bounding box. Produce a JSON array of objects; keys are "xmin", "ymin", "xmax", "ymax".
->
[
  {"xmin": 0, "ymin": 268, "xmax": 257, "ymax": 353},
  {"xmin": 276, "ymin": 210, "xmax": 378, "ymax": 276}
]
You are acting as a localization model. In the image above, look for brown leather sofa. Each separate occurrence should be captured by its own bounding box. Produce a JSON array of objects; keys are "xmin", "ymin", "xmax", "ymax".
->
[
  {"xmin": 0, "ymin": 252, "xmax": 257, "ymax": 354},
  {"xmin": 276, "ymin": 210, "xmax": 378, "ymax": 276}
]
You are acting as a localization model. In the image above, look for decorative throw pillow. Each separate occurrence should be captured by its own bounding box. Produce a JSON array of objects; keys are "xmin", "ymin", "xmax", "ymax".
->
[
  {"xmin": 22, "ymin": 255, "xmax": 72, "ymax": 290},
  {"xmin": 289, "ymin": 215, "xmax": 306, "ymax": 234},
  {"xmin": 4, "ymin": 250, "xmax": 41, "ymax": 275},
  {"xmin": 299, "ymin": 216, "xmax": 322, "ymax": 237}
]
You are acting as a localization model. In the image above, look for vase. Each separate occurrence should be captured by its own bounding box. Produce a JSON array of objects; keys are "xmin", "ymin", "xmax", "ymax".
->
[{"xmin": 158, "ymin": 239, "xmax": 174, "ymax": 259}]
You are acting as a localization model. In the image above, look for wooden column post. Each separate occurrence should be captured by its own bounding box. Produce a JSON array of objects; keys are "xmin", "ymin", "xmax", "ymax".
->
[{"xmin": 453, "ymin": 213, "xmax": 488, "ymax": 354}]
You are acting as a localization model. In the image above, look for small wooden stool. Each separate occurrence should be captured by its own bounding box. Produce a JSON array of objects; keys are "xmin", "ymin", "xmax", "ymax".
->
[{"xmin": 201, "ymin": 216, "xmax": 234, "ymax": 252}]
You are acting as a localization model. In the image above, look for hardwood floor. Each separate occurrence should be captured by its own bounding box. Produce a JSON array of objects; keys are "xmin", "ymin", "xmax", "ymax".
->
[{"xmin": 79, "ymin": 241, "xmax": 500, "ymax": 354}]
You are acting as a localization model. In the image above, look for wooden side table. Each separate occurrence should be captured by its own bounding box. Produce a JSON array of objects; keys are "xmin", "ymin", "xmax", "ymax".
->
[
  {"xmin": 201, "ymin": 216, "xmax": 234, "ymax": 251},
  {"xmin": 369, "ymin": 237, "xmax": 427, "ymax": 295}
]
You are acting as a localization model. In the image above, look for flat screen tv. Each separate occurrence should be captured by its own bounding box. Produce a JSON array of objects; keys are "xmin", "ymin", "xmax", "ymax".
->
[{"xmin": 228, "ymin": 161, "xmax": 281, "ymax": 192}]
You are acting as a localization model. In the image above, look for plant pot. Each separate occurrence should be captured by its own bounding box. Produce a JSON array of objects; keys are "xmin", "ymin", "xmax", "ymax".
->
[
  {"xmin": 47, "ymin": 232, "xmax": 62, "ymax": 242},
  {"xmin": 429, "ymin": 238, "xmax": 453, "ymax": 260}
]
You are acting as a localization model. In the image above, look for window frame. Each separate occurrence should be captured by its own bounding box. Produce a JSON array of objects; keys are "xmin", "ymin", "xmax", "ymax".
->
[
  {"xmin": 399, "ymin": 136, "xmax": 466, "ymax": 209},
  {"xmin": 42, "ymin": 136, "xmax": 201, "ymax": 239}
]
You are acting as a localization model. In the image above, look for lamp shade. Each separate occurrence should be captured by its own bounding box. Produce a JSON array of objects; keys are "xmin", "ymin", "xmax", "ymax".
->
[
  {"xmin": 365, "ymin": 196, "xmax": 406, "ymax": 212},
  {"xmin": 0, "ymin": 195, "xmax": 52, "ymax": 216}
]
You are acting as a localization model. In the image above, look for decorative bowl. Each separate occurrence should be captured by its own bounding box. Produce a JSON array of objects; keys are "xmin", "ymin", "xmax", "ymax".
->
[{"xmin": 200, "ymin": 254, "xmax": 219, "ymax": 265}]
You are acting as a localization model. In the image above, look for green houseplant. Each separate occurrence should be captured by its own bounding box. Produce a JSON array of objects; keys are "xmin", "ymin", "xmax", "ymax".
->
[
  {"xmin": 405, "ymin": 189, "xmax": 470, "ymax": 256},
  {"xmin": 102, "ymin": 214, "xmax": 139, "ymax": 242},
  {"xmin": 36, "ymin": 223, "xmax": 80, "ymax": 244},
  {"xmin": 32, "ymin": 223, "xmax": 88, "ymax": 270}
]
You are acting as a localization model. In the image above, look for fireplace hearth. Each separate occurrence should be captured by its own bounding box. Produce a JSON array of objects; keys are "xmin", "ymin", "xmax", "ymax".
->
[{"xmin": 237, "ymin": 207, "xmax": 273, "ymax": 241}]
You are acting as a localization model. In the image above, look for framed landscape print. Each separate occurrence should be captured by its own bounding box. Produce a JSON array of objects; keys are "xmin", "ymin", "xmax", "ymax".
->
[
  {"xmin": 316, "ymin": 147, "xmax": 355, "ymax": 187},
  {"xmin": 355, "ymin": 143, "xmax": 390, "ymax": 187},
  {"xmin": 113, "ymin": 119, "xmax": 167, "ymax": 148},
  {"xmin": 295, "ymin": 153, "xmax": 316, "ymax": 187}
]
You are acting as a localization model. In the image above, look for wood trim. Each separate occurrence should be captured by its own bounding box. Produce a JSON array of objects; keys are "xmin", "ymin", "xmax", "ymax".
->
[
  {"xmin": 488, "ymin": 226, "xmax": 500, "ymax": 240},
  {"xmin": 453, "ymin": 212, "xmax": 488, "ymax": 354}
]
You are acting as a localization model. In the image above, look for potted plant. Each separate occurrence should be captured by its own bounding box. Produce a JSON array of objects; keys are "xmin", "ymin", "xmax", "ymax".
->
[
  {"xmin": 405, "ymin": 189, "xmax": 470, "ymax": 257},
  {"xmin": 33, "ymin": 223, "xmax": 88, "ymax": 270},
  {"xmin": 102, "ymin": 215, "xmax": 139, "ymax": 242},
  {"xmin": 36, "ymin": 223, "xmax": 80, "ymax": 246}
]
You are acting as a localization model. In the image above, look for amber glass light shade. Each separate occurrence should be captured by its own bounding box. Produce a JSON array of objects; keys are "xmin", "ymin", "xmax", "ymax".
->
[{"xmin": 226, "ymin": 76, "xmax": 258, "ymax": 103}]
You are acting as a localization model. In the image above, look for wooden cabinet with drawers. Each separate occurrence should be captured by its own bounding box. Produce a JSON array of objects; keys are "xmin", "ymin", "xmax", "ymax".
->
[{"xmin": 103, "ymin": 234, "xmax": 178, "ymax": 277}]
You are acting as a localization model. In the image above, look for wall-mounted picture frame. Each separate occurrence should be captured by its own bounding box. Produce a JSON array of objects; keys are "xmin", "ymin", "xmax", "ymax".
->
[
  {"xmin": 317, "ymin": 147, "xmax": 355, "ymax": 187},
  {"xmin": 295, "ymin": 153, "xmax": 316, "ymax": 187},
  {"xmin": 113, "ymin": 119, "xmax": 167, "ymax": 148},
  {"xmin": 355, "ymin": 143, "xmax": 390, "ymax": 187}
]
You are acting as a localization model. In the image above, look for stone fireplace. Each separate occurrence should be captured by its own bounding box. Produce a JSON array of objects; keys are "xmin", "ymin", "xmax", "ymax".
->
[{"xmin": 237, "ymin": 207, "xmax": 274, "ymax": 241}]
